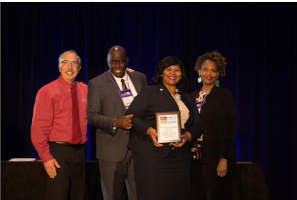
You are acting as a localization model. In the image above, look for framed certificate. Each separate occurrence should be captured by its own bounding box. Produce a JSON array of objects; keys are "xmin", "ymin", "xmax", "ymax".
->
[{"xmin": 155, "ymin": 111, "xmax": 181, "ymax": 143}]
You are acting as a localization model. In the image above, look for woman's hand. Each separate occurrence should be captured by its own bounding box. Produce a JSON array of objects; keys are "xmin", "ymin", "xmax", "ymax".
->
[
  {"xmin": 169, "ymin": 131, "xmax": 192, "ymax": 148},
  {"xmin": 217, "ymin": 158, "xmax": 228, "ymax": 177},
  {"xmin": 126, "ymin": 68, "xmax": 135, "ymax": 73},
  {"xmin": 146, "ymin": 127, "xmax": 163, "ymax": 147}
]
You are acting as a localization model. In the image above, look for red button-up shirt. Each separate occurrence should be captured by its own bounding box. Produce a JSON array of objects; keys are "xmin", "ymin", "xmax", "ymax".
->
[{"xmin": 31, "ymin": 76, "xmax": 88, "ymax": 163}]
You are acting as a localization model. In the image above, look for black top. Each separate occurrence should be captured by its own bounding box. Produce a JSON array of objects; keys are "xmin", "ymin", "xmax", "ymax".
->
[
  {"xmin": 192, "ymin": 86, "xmax": 237, "ymax": 168},
  {"xmin": 126, "ymin": 82, "xmax": 203, "ymax": 161}
]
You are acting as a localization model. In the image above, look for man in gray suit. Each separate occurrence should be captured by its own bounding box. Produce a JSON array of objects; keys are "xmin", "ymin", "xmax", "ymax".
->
[{"xmin": 87, "ymin": 45, "xmax": 147, "ymax": 200}]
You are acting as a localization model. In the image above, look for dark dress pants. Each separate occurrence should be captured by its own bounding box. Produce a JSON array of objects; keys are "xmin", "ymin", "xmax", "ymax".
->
[
  {"xmin": 98, "ymin": 149, "xmax": 137, "ymax": 200},
  {"xmin": 47, "ymin": 143, "xmax": 87, "ymax": 200}
]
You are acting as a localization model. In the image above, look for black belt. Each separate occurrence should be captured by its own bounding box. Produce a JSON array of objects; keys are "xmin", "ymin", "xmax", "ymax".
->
[{"xmin": 49, "ymin": 141, "xmax": 84, "ymax": 149}]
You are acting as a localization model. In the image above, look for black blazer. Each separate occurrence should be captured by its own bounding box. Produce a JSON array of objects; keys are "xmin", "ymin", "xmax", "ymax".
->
[
  {"xmin": 192, "ymin": 86, "xmax": 237, "ymax": 168},
  {"xmin": 126, "ymin": 82, "xmax": 203, "ymax": 161}
]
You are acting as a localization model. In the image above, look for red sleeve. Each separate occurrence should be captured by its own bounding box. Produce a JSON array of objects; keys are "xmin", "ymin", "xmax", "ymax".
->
[{"xmin": 31, "ymin": 87, "xmax": 54, "ymax": 164}]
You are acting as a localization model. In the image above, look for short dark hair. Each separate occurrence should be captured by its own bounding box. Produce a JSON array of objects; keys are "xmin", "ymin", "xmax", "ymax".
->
[
  {"xmin": 152, "ymin": 56, "xmax": 188, "ymax": 89},
  {"xmin": 194, "ymin": 50, "xmax": 227, "ymax": 78}
]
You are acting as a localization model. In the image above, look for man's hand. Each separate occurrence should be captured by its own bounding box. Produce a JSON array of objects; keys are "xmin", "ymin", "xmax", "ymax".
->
[
  {"xmin": 217, "ymin": 158, "xmax": 227, "ymax": 177},
  {"xmin": 146, "ymin": 127, "xmax": 163, "ymax": 147},
  {"xmin": 44, "ymin": 159, "xmax": 60, "ymax": 179},
  {"xmin": 114, "ymin": 114, "xmax": 134, "ymax": 129}
]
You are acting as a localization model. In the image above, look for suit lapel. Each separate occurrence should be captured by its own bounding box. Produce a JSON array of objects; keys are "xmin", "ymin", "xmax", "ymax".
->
[
  {"xmin": 104, "ymin": 71, "xmax": 125, "ymax": 108},
  {"xmin": 128, "ymin": 71, "xmax": 141, "ymax": 93},
  {"xmin": 159, "ymin": 82, "xmax": 179, "ymax": 109}
]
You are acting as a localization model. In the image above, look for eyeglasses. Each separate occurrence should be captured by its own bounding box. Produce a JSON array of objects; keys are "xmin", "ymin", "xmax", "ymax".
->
[{"xmin": 60, "ymin": 60, "xmax": 80, "ymax": 67}]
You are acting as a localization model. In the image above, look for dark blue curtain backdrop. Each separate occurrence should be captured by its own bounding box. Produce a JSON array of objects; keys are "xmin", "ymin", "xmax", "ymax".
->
[{"xmin": 1, "ymin": 2, "xmax": 296, "ymax": 200}]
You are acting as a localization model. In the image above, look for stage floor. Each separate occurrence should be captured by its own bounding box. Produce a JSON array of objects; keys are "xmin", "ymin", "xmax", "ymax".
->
[{"xmin": 1, "ymin": 161, "xmax": 270, "ymax": 200}]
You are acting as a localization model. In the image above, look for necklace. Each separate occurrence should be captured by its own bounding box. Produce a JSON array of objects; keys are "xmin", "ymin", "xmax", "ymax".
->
[
  {"xmin": 196, "ymin": 90, "xmax": 208, "ymax": 103},
  {"xmin": 171, "ymin": 88, "xmax": 181, "ymax": 103}
]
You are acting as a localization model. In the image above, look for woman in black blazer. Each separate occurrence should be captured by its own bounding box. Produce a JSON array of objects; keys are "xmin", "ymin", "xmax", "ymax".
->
[
  {"xmin": 192, "ymin": 51, "xmax": 237, "ymax": 200},
  {"xmin": 125, "ymin": 56, "xmax": 203, "ymax": 200}
]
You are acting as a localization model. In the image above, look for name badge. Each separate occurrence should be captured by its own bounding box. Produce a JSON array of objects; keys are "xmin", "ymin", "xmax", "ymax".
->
[
  {"xmin": 120, "ymin": 89, "xmax": 134, "ymax": 109},
  {"xmin": 108, "ymin": 70, "xmax": 135, "ymax": 109}
]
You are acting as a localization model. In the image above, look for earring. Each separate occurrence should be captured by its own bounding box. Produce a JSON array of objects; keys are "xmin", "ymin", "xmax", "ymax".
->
[
  {"xmin": 198, "ymin": 77, "xmax": 201, "ymax": 83},
  {"xmin": 160, "ymin": 75, "xmax": 162, "ymax": 77},
  {"xmin": 216, "ymin": 80, "xmax": 220, "ymax": 87}
]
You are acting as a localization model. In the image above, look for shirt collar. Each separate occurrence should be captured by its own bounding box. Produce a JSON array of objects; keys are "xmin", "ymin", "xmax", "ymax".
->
[
  {"xmin": 111, "ymin": 71, "xmax": 127, "ymax": 81},
  {"xmin": 58, "ymin": 75, "xmax": 77, "ymax": 89}
]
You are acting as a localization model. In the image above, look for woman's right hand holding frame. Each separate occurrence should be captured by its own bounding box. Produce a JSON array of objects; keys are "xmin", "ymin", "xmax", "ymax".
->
[{"xmin": 146, "ymin": 127, "xmax": 163, "ymax": 147}]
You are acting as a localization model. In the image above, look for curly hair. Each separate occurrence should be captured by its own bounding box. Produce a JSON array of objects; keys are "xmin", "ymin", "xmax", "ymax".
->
[
  {"xmin": 152, "ymin": 56, "xmax": 188, "ymax": 89},
  {"xmin": 194, "ymin": 50, "xmax": 227, "ymax": 77}
]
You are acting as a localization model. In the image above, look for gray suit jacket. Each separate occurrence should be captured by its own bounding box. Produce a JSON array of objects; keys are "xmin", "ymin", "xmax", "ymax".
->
[{"xmin": 87, "ymin": 70, "xmax": 147, "ymax": 162}]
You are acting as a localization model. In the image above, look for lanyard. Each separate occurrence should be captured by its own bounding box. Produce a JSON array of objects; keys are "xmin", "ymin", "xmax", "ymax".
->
[
  {"xmin": 108, "ymin": 70, "xmax": 135, "ymax": 108},
  {"xmin": 108, "ymin": 70, "xmax": 132, "ymax": 92}
]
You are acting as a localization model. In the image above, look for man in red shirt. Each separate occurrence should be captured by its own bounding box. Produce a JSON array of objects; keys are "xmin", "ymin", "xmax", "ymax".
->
[{"xmin": 31, "ymin": 50, "xmax": 88, "ymax": 200}]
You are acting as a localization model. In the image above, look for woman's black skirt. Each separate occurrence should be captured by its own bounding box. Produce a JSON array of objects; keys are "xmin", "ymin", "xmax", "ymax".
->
[{"xmin": 133, "ymin": 150, "xmax": 192, "ymax": 200}]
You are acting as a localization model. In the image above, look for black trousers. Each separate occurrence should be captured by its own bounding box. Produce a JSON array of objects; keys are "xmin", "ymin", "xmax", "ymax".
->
[
  {"xmin": 201, "ymin": 163, "xmax": 232, "ymax": 200},
  {"xmin": 47, "ymin": 142, "xmax": 87, "ymax": 200}
]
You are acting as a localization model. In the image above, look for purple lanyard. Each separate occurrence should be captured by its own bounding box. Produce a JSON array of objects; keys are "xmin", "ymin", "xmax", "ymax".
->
[
  {"xmin": 108, "ymin": 69, "xmax": 135, "ymax": 107},
  {"xmin": 108, "ymin": 69, "xmax": 133, "ymax": 93}
]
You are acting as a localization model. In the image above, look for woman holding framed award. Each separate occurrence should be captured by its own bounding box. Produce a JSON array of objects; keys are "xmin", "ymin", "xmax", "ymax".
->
[
  {"xmin": 192, "ymin": 50, "xmax": 237, "ymax": 200},
  {"xmin": 125, "ymin": 56, "xmax": 203, "ymax": 200}
]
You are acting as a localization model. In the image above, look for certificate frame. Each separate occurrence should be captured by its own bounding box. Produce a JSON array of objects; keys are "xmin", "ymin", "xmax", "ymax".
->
[{"xmin": 155, "ymin": 111, "xmax": 181, "ymax": 143}]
